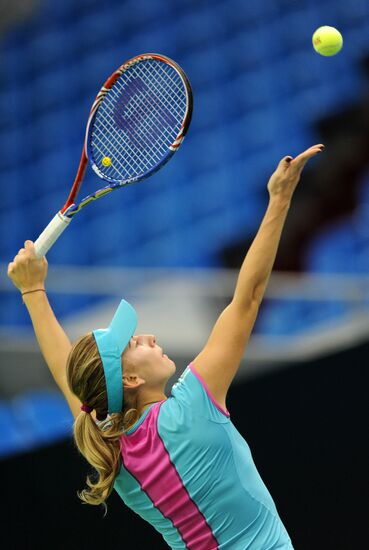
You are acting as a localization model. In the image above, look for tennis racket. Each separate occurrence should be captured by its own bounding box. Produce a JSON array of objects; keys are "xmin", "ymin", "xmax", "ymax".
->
[{"xmin": 33, "ymin": 53, "xmax": 193, "ymax": 258}]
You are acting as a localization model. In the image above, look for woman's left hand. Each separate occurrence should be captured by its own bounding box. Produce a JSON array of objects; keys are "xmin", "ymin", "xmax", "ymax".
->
[{"xmin": 267, "ymin": 144, "xmax": 325, "ymax": 201}]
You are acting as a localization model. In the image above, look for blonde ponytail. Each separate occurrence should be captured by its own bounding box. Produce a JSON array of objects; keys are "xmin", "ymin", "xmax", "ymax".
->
[{"xmin": 66, "ymin": 333, "xmax": 140, "ymax": 514}]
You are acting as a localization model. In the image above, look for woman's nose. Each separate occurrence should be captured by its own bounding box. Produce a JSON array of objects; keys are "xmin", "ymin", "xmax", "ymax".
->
[
  {"xmin": 148, "ymin": 334, "xmax": 156, "ymax": 346},
  {"xmin": 137, "ymin": 334, "xmax": 156, "ymax": 346}
]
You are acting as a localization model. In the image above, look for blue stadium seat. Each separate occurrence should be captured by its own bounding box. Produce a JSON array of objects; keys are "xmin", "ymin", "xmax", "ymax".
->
[
  {"xmin": 173, "ymin": 10, "xmax": 224, "ymax": 53},
  {"xmin": 304, "ymin": 219, "xmax": 360, "ymax": 274},
  {"xmin": 12, "ymin": 390, "xmax": 73, "ymax": 445},
  {"xmin": 255, "ymin": 300, "xmax": 306, "ymax": 337},
  {"xmin": 0, "ymin": 401, "xmax": 31, "ymax": 458},
  {"xmin": 1, "ymin": 87, "xmax": 31, "ymax": 129},
  {"xmin": 0, "ymin": 92, "xmax": 16, "ymax": 129},
  {"xmin": 276, "ymin": 9, "xmax": 319, "ymax": 45},
  {"xmin": 0, "ymin": 169, "xmax": 24, "ymax": 209},
  {"xmin": 38, "ymin": 0, "xmax": 76, "ymax": 22},
  {"xmin": 27, "ymin": 28, "xmax": 75, "ymax": 71},
  {"xmin": 119, "ymin": 0, "xmax": 169, "ymax": 25},
  {"xmin": 72, "ymin": 0, "xmax": 101, "ymax": 11},
  {"xmin": 346, "ymin": 24, "xmax": 369, "ymax": 58},
  {"xmin": 90, "ymin": 209, "xmax": 134, "ymax": 261},
  {"xmin": 28, "ymin": 109, "xmax": 72, "ymax": 161},
  {"xmin": 185, "ymin": 130, "xmax": 225, "ymax": 175},
  {"xmin": 77, "ymin": 10, "xmax": 118, "ymax": 45},
  {"xmin": 31, "ymin": 69, "xmax": 75, "ymax": 112},
  {"xmin": 356, "ymin": 173, "xmax": 369, "ymax": 214},
  {"xmin": 0, "ymin": 208, "xmax": 27, "ymax": 259},
  {"xmin": 0, "ymin": 127, "xmax": 24, "ymax": 172},
  {"xmin": 255, "ymin": 298, "xmax": 349, "ymax": 337},
  {"xmin": 222, "ymin": 30, "xmax": 270, "ymax": 71},
  {"xmin": 238, "ymin": 107, "xmax": 278, "ymax": 150}
]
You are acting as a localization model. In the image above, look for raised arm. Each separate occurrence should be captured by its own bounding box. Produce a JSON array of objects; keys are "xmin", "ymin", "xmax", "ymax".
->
[
  {"xmin": 7, "ymin": 241, "xmax": 83, "ymax": 419},
  {"xmin": 192, "ymin": 144, "xmax": 325, "ymax": 410}
]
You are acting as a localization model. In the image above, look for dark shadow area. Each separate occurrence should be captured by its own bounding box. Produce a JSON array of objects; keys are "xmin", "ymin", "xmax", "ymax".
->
[{"xmin": 220, "ymin": 56, "xmax": 369, "ymax": 273}]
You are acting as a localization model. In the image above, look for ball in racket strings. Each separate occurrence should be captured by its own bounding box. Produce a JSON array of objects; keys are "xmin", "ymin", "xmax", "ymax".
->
[{"xmin": 102, "ymin": 156, "xmax": 112, "ymax": 167}]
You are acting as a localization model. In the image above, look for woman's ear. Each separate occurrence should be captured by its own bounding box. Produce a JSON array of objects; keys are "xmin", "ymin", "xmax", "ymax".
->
[{"xmin": 123, "ymin": 375, "xmax": 145, "ymax": 391}]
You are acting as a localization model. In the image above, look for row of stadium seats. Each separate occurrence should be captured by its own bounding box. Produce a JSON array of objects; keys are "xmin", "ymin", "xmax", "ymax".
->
[
  {"xmin": 305, "ymin": 172, "xmax": 369, "ymax": 274},
  {"xmin": 0, "ymin": 390, "xmax": 73, "ymax": 458},
  {"xmin": 0, "ymin": 66, "xmax": 362, "ymax": 138},
  {"xmin": 255, "ymin": 299, "xmax": 351, "ymax": 337},
  {"xmin": 1, "ymin": 0, "xmax": 369, "ymax": 331},
  {"xmin": 7, "ymin": 0, "xmax": 369, "ymax": 64}
]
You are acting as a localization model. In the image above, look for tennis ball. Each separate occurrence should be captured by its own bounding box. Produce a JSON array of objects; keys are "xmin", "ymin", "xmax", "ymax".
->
[
  {"xmin": 102, "ymin": 156, "xmax": 111, "ymax": 167},
  {"xmin": 312, "ymin": 26, "xmax": 343, "ymax": 56}
]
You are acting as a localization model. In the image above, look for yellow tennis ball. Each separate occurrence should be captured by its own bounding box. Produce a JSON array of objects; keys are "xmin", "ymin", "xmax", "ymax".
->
[
  {"xmin": 102, "ymin": 156, "xmax": 111, "ymax": 167},
  {"xmin": 312, "ymin": 26, "xmax": 343, "ymax": 56}
]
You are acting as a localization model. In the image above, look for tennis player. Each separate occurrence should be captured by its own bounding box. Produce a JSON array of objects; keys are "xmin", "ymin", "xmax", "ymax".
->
[{"xmin": 8, "ymin": 144, "xmax": 324, "ymax": 549}]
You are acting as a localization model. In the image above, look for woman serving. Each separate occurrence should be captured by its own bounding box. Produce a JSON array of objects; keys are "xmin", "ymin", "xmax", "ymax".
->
[{"xmin": 7, "ymin": 144, "xmax": 324, "ymax": 549}]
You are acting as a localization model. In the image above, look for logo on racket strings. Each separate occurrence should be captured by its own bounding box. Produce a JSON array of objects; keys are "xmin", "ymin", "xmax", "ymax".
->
[{"xmin": 113, "ymin": 77, "xmax": 177, "ymax": 150}]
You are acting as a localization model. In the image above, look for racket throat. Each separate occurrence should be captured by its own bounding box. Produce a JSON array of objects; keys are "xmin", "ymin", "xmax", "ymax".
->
[{"xmin": 61, "ymin": 149, "xmax": 88, "ymax": 214}]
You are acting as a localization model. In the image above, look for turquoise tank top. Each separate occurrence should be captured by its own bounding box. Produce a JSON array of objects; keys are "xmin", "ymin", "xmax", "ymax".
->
[{"xmin": 113, "ymin": 363, "xmax": 294, "ymax": 549}]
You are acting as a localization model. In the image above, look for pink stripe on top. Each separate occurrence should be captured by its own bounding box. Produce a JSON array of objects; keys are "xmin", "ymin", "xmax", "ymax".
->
[
  {"xmin": 121, "ymin": 403, "xmax": 219, "ymax": 549},
  {"xmin": 189, "ymin": 362, "xmax": 230, "ymax": 417}
]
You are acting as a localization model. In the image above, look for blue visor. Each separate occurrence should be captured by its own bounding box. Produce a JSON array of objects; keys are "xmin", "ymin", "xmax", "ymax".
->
[{"xmin": 92, "ymin": 300, "xmax": 137, "ymax": 414}]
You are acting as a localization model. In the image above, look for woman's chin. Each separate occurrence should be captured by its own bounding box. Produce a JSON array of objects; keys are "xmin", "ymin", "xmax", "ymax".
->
[{"xmin": 164, "ymin": 355, "xmax": 176, "ymax": 369}]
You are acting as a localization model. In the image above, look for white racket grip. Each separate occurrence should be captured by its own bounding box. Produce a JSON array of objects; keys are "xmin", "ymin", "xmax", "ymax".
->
[{"xmin": 34, "ymin": 212, "xmax": 72, "ymax": 258}]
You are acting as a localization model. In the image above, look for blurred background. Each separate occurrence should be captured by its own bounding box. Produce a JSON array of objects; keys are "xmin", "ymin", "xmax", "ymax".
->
[{"xmin": 0, "ymin": 0, "xmax": 369, "ymax": 548}]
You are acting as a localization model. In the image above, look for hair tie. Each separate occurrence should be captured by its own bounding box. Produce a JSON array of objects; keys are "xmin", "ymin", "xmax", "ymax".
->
[{"xmin": 81, "ymin": 404, "xmax": 93, "ymax": 414}]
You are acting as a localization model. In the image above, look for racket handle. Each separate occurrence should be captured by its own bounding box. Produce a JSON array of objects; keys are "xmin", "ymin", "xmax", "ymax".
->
[{"xmin": 34, "ymin": 212, "xmax": 72, "ymax": 258}]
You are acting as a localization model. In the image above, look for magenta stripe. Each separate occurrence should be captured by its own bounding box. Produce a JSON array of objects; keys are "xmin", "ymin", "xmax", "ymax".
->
[
  {"xmin": 189, "ymin": 363, "xmax": 230, "ymax": 417},
  {"xmin": 121, "ymin": 403, "xmax": 219, "ymax": 549}
]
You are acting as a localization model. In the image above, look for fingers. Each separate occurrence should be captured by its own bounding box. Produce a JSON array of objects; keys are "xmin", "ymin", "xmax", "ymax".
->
[
  {"xmin": 13, "ymin": 250, "xmax": 25, "ymax": 262},
  {"xmin": 25, "ymin": 239, "xmax": 42, "ymax": 260},
  {"xmin": 20, "ymin": 240, "xmax": 36, "ymax": 259},
  {"xmin": 7, "ymin": 262, "xmax": 15, "ymax": 276},
  {"xmin": 8, "ymin": 239, "xmax": 47, "ymax": 288},
  {"xmin": 278, "ymin": 156, "xmax": 293, "ymax": 170},
  {"xmin": 25, "ymin": 240, "xmax": 36, "ymax": 255},
  {"xmin": 275, "ymin": 144, "xmax": 324, "ymax": 181},
  {"xmin": 291, "ymin": 144, "xmax": 325, "ymax": 170},
  {"xmin": 270, "ymin": 144, "xmax": 325, "ymax": 199},
  {"xmin": 12, "ymin": 240, "xmax": 36, "ymax": 264},
  {"xmin": 298, "ymin": 143, "xmax": 324, "ymax": 160}
]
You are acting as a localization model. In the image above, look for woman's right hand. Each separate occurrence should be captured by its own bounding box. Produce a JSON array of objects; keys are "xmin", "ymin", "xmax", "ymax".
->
[
  {"xmin": 7, "ymin": 240, "xmax": 48, "ymax": 293},
  {"xmin": 267, "ymin": 144, "xmax": 324, "ymax": 202}
]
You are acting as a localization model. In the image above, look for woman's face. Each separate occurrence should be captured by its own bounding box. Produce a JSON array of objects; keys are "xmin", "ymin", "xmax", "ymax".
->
[{"xmin": 122, "ymin": 334, "xmax": 176, "ymax": 390}]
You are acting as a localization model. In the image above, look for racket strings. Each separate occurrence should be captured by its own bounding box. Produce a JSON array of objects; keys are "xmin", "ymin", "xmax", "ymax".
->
[
  {"xmin": 116, "ymin": 62, "xmax": 185, "ymax": 138},
  {"xmin": 113, "ymin": 77, "xmax": 177, "ymax": 137},
  {"xmin": 89, "ymin": 59, "xmax": 187, "ymax": 182},
  {"xmin": 93, "ymin": 83, "xmax": 164, "ymax": 176},
  {"xmin": 94, "ymin": 115, "xmax": 149, "ymax": 176},
  {"xmin": 101, "ymin": 80, "xmax": 166, "ymax": 165},
  {"xmin": 104, "ymin": 64, "xmax": 182, "ymax": 170}
]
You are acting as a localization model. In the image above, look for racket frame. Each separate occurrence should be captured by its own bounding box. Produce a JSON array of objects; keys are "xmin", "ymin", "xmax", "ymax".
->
[
  {"xmin": 63, "ymin": 53, "xmax": 192, "ymax": 217},
  {"xmin": 33, "ymin": 53, "xmax": 193, "ymax": 257}
]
